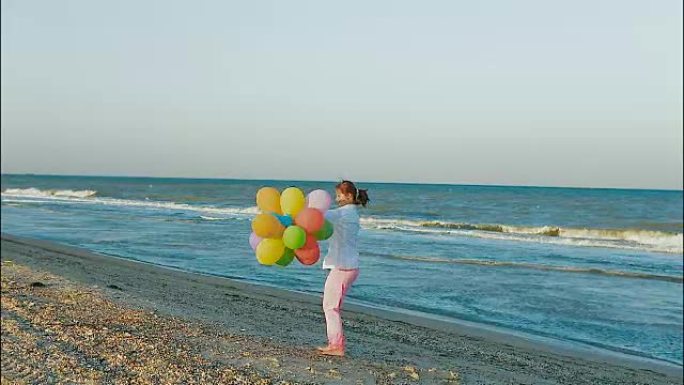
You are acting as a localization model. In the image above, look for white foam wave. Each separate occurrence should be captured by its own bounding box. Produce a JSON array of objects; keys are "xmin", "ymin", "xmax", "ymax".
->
[
  {"xmin": 3, "ymin": 187, "xmax": 97, "ymax": 199},
  {"xmin": 200, "ymin": 215, "xmax": 232, "ymax": 221},
  {"xmin": 361, "ymin": 217, "xmax": 683, "ymax": 254},
  {"xmin": 2, "ymin": 188, "xmax": 259, "ymax": 218},
  {"xmin": 559, "ymin": 228, "xmax": 683, "ymax": 253}
]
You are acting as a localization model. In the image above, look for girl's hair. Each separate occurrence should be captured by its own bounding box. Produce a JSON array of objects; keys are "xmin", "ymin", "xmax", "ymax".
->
[{"xmin": 336, "ymin": 180, "xmax": 370, "ymax": 207}]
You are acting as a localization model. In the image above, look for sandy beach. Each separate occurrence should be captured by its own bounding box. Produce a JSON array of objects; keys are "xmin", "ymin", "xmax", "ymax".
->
[{"xmin": 1, "ymin": 234, "xmax": 681, "ymax": 385}]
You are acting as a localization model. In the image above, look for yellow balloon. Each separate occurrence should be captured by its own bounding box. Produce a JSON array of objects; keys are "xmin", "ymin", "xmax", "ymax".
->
[
  {"xmin": 251, "ymin": 213, "xmax": 285, "ymax": 238},
  {"xmin": 280, "ymin": 187, "xmax": 305, "ymax": 217},
  {"xmin": 256, "ymin": 187, "xmax": 282, "ymax": 214},
  {"xmin": 256, "ymin": 238, "xmax": 285, "ymax": 265}
]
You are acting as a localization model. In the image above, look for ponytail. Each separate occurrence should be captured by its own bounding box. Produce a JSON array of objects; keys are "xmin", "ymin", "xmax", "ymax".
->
[{"xmin": 355, "ymin": 189, "xmax": 370, "ymax": 207}]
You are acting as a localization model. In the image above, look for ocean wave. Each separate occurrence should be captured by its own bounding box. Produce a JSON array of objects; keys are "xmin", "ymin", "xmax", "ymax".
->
[
  {"xmin": 366, "ymin": 252, "xmax": 683, "ymax": 283},
  {"xmin": 3, "ymin": 187, "xmax": 681, "ymax": 254},
  {"xmin": 1, "ymin": 188, "xmax": 259, "ymax": 217},
  {"xmin": 360, "ymin": 218, "xmax": 684, "ymax": 254},
  {"xmin": 199, "ymin": 215, "xmax": 233, "ymax": 221},
  {"xmin": 3, "ymin": 187, "xmax": 97, "ymax": 199}
]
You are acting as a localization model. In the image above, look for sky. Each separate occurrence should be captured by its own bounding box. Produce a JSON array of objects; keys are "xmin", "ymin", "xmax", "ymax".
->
[{"xmin": 1, "ymin": 0, "xmax": 682, "ymax": 189}]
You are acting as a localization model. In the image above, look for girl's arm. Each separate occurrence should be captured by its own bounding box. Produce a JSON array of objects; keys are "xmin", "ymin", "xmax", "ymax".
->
[{"xmin": 324, "ymin": 208, "xmax": 342, "ymax": 225}]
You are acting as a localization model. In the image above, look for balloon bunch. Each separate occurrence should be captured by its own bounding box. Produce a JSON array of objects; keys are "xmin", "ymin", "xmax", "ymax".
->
[{"xmin": 249, "ymin": 187, "xmax": 334, "ymax": 266}]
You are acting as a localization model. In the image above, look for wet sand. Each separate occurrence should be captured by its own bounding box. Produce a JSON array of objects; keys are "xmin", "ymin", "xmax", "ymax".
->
[{"xmin": 1, "ymin": 234, "xmax": 682, "ymax": 384}]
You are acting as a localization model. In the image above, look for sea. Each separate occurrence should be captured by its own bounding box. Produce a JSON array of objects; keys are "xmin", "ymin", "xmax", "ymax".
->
[{"xmin": 1, "ymin": 174, "xmax": 682, "ymax": 365}]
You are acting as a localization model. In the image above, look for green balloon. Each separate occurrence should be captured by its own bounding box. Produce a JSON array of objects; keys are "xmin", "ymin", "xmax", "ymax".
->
[
  {"xmin": 314, "ymin": 220, "xmax": 334, "ymax": 240},
  {"xmin": 276, "ymin": 248, "xmax": 295, "ymax": 267},
  {"xmin": 282, "ymin": 225, "xmax": 306, "ymax": 249}
]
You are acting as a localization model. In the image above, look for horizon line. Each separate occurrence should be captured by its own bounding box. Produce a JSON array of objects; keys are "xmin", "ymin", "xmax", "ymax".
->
[{"xmin": 1, "ymin": 172, "xmax": 682, "ymax": 192}]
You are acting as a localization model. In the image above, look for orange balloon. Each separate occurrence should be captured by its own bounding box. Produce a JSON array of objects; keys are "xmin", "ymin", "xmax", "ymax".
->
[
  {"xmin": 251, "ymin": 213, "xmax": 285, "ymax": 238},
  {"xmin": 256, "ymin": 187, "xmax": 282, "ymax": 215},
  {"xmin": 295, "ymin": 208, "xmax": 324, "ymax": 233},
  {"xmin": 294, "ymin": 235, "xmax": 320, "ymax": 265}
]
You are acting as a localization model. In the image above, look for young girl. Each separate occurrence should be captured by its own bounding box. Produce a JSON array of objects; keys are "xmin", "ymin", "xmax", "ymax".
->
[{"xmin": 317, "ymin": 180, "xmax": 369, "ymax": 357}]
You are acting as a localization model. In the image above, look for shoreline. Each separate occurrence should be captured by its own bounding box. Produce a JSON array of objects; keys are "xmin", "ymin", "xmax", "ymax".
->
[
  {"xmin": 2, "ymin": 233, "xmax": 682, "ymax": 384},
  {"xmin": 3, "ymin": 233, "xmax": 680, "ymax": 371}
]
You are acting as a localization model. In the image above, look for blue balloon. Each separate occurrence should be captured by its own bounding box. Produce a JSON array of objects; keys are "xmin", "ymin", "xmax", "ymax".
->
[{"xmin": 276, "ymin": 215, "xmax": 293, "ymax": 227}]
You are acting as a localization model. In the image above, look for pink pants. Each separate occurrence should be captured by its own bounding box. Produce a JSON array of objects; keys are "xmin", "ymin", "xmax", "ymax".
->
[{"xmin": 322, "ymin": 268, "xmax": 359, "ymax": 348}]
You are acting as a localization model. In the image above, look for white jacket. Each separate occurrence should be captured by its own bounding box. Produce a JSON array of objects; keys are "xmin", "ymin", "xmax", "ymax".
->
[{"xmin": 322, "ymin": 204, "xmax": 360, "ymax": 269}]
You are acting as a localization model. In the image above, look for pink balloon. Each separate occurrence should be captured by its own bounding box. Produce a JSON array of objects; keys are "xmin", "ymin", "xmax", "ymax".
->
[
  {"xmin": 295, "ymin": 208, "xmax": 325, "ymax": 233},
  {"xmin": 249, "ymin": 232, "xmax": 262, "ymax": 251},
  {"xmin": 307, "ymin": 189, "xmax": 332, "ymax": 212}
]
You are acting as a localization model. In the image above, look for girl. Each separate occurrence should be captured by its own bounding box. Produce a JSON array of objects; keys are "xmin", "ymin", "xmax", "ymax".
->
[{"xmin": 317, "ymin": 180, "xmax": 369, "ymax": 357}]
